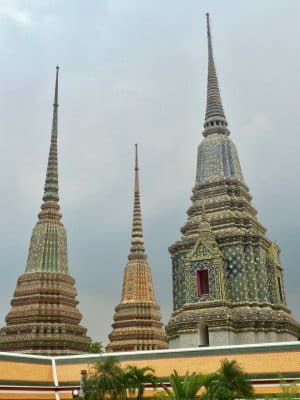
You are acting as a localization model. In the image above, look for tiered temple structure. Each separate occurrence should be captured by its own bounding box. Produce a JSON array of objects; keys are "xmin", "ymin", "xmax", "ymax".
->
[
  {"xmin": 0, "ymin": 67, "xmax": 90, "ymax": 355},
  {"xmin": 107, "ymin": 145, "xmax": 168, "ymax": 352},
  {"xmin": 166, "ymin": 14, "xmax": 298, "ymax": 347}
]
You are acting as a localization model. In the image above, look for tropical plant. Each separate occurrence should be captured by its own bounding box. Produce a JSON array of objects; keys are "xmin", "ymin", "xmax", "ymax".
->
[
  {"xmin": 87, "ymin": 340, "xmax": 103, "ymax": 354},
  {"xmin": 205, "ymin": 359, "xmax": 254, "ymax": 400},
  {"xmin": 81, "ymin": 357, "xmax": 255, "ymax": 400},
  {"xmin": 125, "ymin": 365, "xmax": 158, "ymax": 399},
  {"xmin": 85, "ymin": 357, "xmax": 127, "ymax": 400},
  {"xmin": 162, "ymin": 369, "xmax": 207, "ymax": 400}
]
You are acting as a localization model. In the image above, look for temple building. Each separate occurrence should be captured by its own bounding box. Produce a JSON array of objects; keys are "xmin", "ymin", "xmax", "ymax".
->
[
  {"xmin": 106, "ymin": 145, "xmax": 168, "ymax": 352},
  {"xmin": 0, "ymin": 67, "xmax": 90, "ymax": 355},
  {"xmin": 166, "ymin": 14, "xmax": 298, "ymax": 347}
]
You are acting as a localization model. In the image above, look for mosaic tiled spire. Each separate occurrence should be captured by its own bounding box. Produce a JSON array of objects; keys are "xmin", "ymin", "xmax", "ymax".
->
[
  {"xmin": 43, "ymin": 65, "xmax": 59, "ymax": 203},
  {"xmin": 205, "ymin": 13, "xmax": 226, "ymax": 128},
  {"xmin": 107, "ymin": 145, "xmax": 167, "ymax": 352},
  {"xmin": 166, "ymin": 14, "xmax": 298, "ymax": 348},
  {"xmin": 0, "ymin": 67, "xmax": 90, "ymax": 355},
  {"xmin": 25, "ymin": 66, "xmax": 68, "ymax": 275}
]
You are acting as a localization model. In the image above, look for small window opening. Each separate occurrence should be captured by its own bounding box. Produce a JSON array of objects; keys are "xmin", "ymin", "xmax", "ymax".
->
[
  {"xmin": 277, "ymin": 277, "xmax": 283, "ymax": 302},
  {"xmin": 198, "ymin": 323, "xmax": 209, "ymax": 346},
  {"xmin": 216, "ymin": 121, "xmax": 220, "ymax": 126},
  {"xmin": 197, "ymin": 269, "xmax": 209, "ymax": 296}
]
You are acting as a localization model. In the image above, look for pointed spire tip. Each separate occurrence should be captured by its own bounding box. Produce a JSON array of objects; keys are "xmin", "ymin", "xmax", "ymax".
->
[
  {"xmin": 42, "ymin": 65, "xmax": 60, "ymax": 204},
  {"xmin": 129, "ymin": 143, "xmax": 145, "ymax": 259},
  {"xmin": 203, "ymin": 11, "xmax": 228, "ymax": 135},
  {"xmin": 135, "ymin": 143, "xmax": 139, "ymax": 171},
  {"xmin": 206, "ymin": 13, "xmax": 210, "ymax": 25}
]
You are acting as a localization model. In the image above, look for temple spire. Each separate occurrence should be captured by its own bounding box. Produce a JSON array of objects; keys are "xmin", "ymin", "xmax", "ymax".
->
[
  {"xmin": 129, "ymin": 144, "xmax": 146, "ymax": 260},
  {"xmin": 0, "ymin": 67, "xmax": 91, "ymax": 355},
  {"xmin": 107, "ymin": 145, "xmax": 168, "ymax": 352},
  {"xmin": 43, "ymin": 66, "xmax": 59, "ymax": 203},
  {"xmin": 204, "ymin": 13, "xmax": 229, "ymax": 136}
]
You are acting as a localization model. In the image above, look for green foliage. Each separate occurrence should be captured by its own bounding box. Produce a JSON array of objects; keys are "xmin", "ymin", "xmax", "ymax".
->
[
  {"xmin": 87, "ymin": 341, "xmax": 103, "ymax": 354},
  {"xmin": 205, "ymin": 359, "xmax": 254, "ymax": 400},
  {"xmin": 162, "ymin": 369, "xmax": 207, "ymax": 400},
  {"xmin": 84, "ymin": 358, "xmax": 159, "ymax": 400},
  {"xmin": 126, "ymin": 365, "xmax": 158, "ymax": 400},
  {"xmin": 85, "ymin": 357, "xmax": 127, "ymax": 400},
  {"xmin": 82, "ymin": 357, "xmax": 255, "ymax": 400}
]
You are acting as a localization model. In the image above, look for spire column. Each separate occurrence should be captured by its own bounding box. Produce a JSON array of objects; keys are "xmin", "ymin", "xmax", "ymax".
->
[
  {"xmin": 129, "ymin": 144, "xmax": 146, "ymax": 260},
  {"xmin": 203, "ymin": 13, "xmax": 229, "ymax": 137},
  {"xmin": 0, "ymin": 67, "xmax": 91, "ymax": 355},
  {"xmin": 107, "ymin": 145, "xmax": 167, "ymax": 352}
]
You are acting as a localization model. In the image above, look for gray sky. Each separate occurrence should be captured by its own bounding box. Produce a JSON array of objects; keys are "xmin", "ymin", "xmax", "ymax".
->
[{"xmin": 0, "ymin": 0, "xmax": 299, "ymax": 345}]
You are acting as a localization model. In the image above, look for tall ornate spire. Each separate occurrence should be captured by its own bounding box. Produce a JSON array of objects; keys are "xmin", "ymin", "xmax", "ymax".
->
[
  {"xmin": 43, "ymin": 66, "xmax": 59, "ymax": 203},
  {"xmin": 196, "ymin": 14, "xmax": 243, "ymax": 185},
  {"xmin": 204, "ymin": 13, "xmax": 229, "ymax": 137},
  {"xmin": 166, "ymin": 14, "xmax": 298, "ymax": 348},
  {"xmin": 27, "ymin": 67, "xmax": 65, "ymax": 273},
  {"xmin": 0, "ymin": 67, "xmax": 90, "ymax": 354},
  {"xmin": 107, "ymin": 145, "xmax": 168, "ymax": 352},
  {"xmin": 129, "ymin": 144, "xmax": 146, "ymax": 260},
  {"xmin": 38, "ymin": 66, "xmax": 62, "ymax": 226}
]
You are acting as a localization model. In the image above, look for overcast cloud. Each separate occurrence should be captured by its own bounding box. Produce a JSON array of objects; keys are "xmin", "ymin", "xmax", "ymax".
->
[{"xmin": 0, "ymin": 0, "xmax": 299, "ymax": 345}]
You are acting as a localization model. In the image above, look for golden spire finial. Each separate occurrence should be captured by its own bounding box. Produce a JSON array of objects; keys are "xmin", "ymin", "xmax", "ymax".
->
[{"xmin": 129, "ymin": 144, "xmax": 146, "ymax": 260}]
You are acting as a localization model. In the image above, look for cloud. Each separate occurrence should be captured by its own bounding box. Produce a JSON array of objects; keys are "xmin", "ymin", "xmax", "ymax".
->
[{"xmin": 0, "ymin": 1, "xmax": 31, "ymax": 26}]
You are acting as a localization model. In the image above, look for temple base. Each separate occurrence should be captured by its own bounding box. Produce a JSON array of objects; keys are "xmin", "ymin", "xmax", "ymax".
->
[
  {"xmin": 166, "ymin": 302, "xmax": 298, "ymax": 348},
  {"xmin": 0, "ymin": 272, "xmax": 91, "ymax": 355}
]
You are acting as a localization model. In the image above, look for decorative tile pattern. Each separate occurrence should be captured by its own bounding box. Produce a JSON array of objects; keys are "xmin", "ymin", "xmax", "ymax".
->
[
  {"xmin": 0, "ymin": 67, "xmax": 90, "ymax": 355},
  {"xmin": 172, "ymin": 253, "xmax": 186, "ymax": 310},
  {"xmin": 190, "ymin": 260, "xmax": 217, "ymax": 302},
  {"xmin": 166, "ymin": 14, "xmax": 298, "ymax": 346},
  {"xmin": 196, "ymin": 134, "xmax": 244, "ymax": 185},
  {"xmin": 107, "ymin": 145, "xmax": 167, "ymax": 352}
]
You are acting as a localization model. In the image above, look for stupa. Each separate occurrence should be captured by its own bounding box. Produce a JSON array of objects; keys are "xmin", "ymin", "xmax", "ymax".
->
[
  {"xmin": 107, "ymin": 145, "xmax": 168, "ymax": 352},
  {"xmin": 0, "ymin": 67, "xmax": 90, "ymax": 355},
  {"xmin": 166, "ymin": 14, "xmax": 298, "ymax": 347}
]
